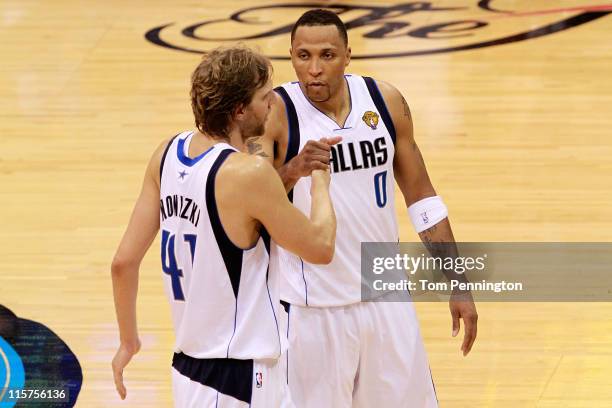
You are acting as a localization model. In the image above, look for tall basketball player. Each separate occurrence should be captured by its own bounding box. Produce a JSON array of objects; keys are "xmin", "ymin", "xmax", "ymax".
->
[
  {"xmin": 256, "ymin": 10, "xmax": 479, "ymax": 408},
  {"xmin": 110, "ymin": 46, "xmax": 337, "ymax": 407}
]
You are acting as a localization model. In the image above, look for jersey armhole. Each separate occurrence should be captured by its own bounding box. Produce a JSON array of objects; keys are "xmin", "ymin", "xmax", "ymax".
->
[
  {"xmin": 274, "ymin": 87, "xmax": 300, "ymax": 165},
  {"xmin": 273, "ymin": 87, "xmax": 301, "ymax": 202},
  {"xmin": 363, "ymin": 77, "xmax": 397, "ymax": 145},
  {"xmin": 160, "ymin": 133, "xmax": 182, "ymax": 183},
  {"xmin": 206, "ymin": 149, "xmax": 244, "ymax": 299}
]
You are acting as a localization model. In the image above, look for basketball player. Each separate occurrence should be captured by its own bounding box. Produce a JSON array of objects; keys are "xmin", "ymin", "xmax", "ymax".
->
[
  {"xmin": 256, "ymin": 10, "xmax": 479, "ymax": 408},
  {"xmin": 110, "ymin": 46, "xmax": 337, "ymax": 407}
]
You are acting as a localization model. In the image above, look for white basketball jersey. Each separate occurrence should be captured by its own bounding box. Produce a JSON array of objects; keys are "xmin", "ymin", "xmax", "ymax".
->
[
  {"xmin": 271, "ymin": 75, "xmax": 399, "ymax": 307},
  {"xmin": 160, "ymin": 131, "xmax": 286, "ymax": 359}
]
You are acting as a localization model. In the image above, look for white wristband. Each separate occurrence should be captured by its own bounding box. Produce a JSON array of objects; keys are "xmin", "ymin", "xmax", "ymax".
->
[{"xmin": 408, "ymin": 196, "xmax": 448, "ymax": 233}]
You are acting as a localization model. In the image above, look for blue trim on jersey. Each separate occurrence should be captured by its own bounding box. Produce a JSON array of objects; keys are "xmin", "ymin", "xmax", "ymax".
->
[
  {"xmin": 260, "ymin": 227, "xmax": 281, "ymax": 356},
  {"xmin": 286, "ymin": 305, "xmax": 290, "ymax": 384},
  {"xmin": 363, "ymin": 76, "xmax": 397, "ymax": 144},
  {"xmin": 265, "ymin": 270, "xmax": 282, "ymax": 358},
  {"xmin": 177, "ymin": 134, "xmax": 214, "ymax": 167},
  {"xmin": 260, "ymin": 227, "xmax": 271, "ymax": 254},
  {"xmin": 274, "ymin": 87, "xmax": 300, "ymax": 168},
  {"xmin": 226, "ymin": 293, "xmax": 239, "ymax": 358},
  {"xmin": 274, "ymin": 86, "xmax": 300, "ymax": 203},
  {"xmin": 172, "ymin": 352, "xmax": 254, "ymax": 403},
  {"xmin": 204, "ymin": 148, "xmax": 243, "ymax": 357},
  {"xmin": 300, "ymin": 258, "xmax": 309, "ymax": 306},
  {"xmin": 297, "ymin": 75, "xmax": 354, "ymax": 130},
  {"xmin": 284, "ymin": 91, "xmax": 293, "ymax": 166},
  {"xmin": 205, "ymin": 149, "xmax": 243, "ymax": 299}
]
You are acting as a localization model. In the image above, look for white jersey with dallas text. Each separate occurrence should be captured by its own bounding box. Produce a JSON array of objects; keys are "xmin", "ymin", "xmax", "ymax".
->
[
  {"xmin": 271, "ymin": 75, "xmax": 399, "ymax": 307},
  {"xmin": 160, "ymin": 131, "xmax": 285, "ymax": 359}
]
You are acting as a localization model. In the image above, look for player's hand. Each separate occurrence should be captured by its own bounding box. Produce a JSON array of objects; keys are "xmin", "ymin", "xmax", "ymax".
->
[
  {"xmin": 288, "ymin": 136, "xmax": 342, "ymax": 178},
  {"xmin": 449, "ymin": 290, "xmax": 478, "ymax": 356},
  {"xmin": 112, "ymin": 340, "xmax": 141, "ymax": 400}
]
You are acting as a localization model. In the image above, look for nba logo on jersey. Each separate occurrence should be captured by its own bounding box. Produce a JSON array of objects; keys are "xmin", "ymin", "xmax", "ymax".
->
[
  {"xmin": 255, "ymin": 372, "xmax": 263, "ymax": 388},
  {"xmin": 420, "ymin": 211, "xmax": 429, "ymax": 224}
]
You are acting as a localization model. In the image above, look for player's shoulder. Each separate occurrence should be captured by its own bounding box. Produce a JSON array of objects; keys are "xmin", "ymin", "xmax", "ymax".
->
[
  {"xmin": 154, "ymin": 132, "xmax": 189, "ymax": 161},
  {"xmin": 155, "ymin": 136, "xmax": 175, "ymax": 156},
  {"xmin": 371, "ymin": 78, "xmax": 403, "ymax": 103},
  {"xmin": 272, "ymin": 80, "xmax": 296, "ymax": 93},
  {"xmin": 270, "ymin": 90, "xmax": 287, "ymax": 117},
  {"xmin": 271, "ymin": 84, "xmax": 291, "ymax": 110},
  {"xmin": 260, "ymin": 88, "xmax": 288, "ymax": 143},
  {"xmin": 369, "ymin": 78, "xmax": 411, "ymax": 123},
  {"xmin": 149, "ymin": 136, "xmax": 178, "ymax": 175},
  {"xmin": 272, "ymin": 81, "xmax": 301, "ymax": 110},
  {"xmin": 220, "ymin": 152, "xmax": 276, "ymax": 185}
]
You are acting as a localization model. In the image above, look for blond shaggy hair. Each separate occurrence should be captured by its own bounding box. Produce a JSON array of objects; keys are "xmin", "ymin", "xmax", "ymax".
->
[{"xmin": 190, "ymin": 45, "xmax": 272, "ymax": 138}]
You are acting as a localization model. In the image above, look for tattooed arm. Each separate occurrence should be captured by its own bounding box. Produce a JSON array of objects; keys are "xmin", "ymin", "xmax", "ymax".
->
[
  {"xmin": 376, "ymin": 81, "xmax": 449, "ymax": 239},
  {"xmin": 377, "ymin": 80, "xmax": 478, "ymax": 356}
]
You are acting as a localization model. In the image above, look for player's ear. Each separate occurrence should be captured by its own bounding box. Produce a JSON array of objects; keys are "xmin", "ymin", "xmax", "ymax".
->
[
  {"xmin": 345, "ymin": 46, "xmax": 351, "ymax": 67},
  {"xmin": 234, "ymin": 104, "xmax": 247, "ymax": 122}
]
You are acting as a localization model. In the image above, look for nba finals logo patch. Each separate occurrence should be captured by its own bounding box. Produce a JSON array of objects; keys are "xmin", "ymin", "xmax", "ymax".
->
[
  {"xmin": 362, "ymin": 111, "xmax": 379, "ymax": 130},
  {"xmin": 255, "ymin": 372, "xmax": 263, "ymax": 388}
]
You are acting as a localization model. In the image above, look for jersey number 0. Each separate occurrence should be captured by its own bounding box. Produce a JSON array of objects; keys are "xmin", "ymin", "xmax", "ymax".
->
[{"xmin": 374, "ymin": 170, "xmax": 388, "ymax": 208}]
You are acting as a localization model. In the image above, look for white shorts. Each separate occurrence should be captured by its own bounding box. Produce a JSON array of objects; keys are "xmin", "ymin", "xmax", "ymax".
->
[
  {"xmin": 284, "ymin": 292, "xmax": 438, "ymax": 408},
  {"xmin": 171, "ymin": 352, "xmax": 294, "ymax": 408}
]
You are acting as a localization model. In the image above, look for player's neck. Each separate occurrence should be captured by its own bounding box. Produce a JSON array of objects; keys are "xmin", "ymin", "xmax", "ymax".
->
[
  {"xmin": 308, "ymin": 79, "xmax": 351, "ymax": 126},
  {"xmin": 226, "ymin": 128, "xmax": 247, "ymax": 152},
  {"xmin": 190, "ymin": 131, "xmax": 238, "ymax": 157},
  {"xmin": 187, "ymin": 131, "xmax": 220, "ymax": 157}
]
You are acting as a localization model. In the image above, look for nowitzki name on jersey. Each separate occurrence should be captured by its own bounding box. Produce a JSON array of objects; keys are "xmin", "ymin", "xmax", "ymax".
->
[{"xmin": 160, "ymin": 194, "xmax": 201, "ymax": 227}]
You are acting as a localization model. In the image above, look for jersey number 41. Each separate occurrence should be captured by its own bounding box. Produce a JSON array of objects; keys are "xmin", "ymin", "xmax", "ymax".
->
[{"xmin": 161, "ymin": 230, "xmax": 197, "ymax": 301}]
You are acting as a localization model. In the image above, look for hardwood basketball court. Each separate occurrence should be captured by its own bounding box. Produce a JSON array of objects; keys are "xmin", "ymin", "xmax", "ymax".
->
[{"xmin": 1, "ymin": 1, "xmax": 611, "ymax": 406}]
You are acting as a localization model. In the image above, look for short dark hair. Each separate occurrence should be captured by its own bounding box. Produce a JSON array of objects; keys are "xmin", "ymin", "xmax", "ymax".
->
[
  {"xmin": 190, "ymin": 45, "xmax": 272, "ymax": 139},
  {"xmin": 291, "ymin": 9, "xmax": 348, "ymax": 46}
]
